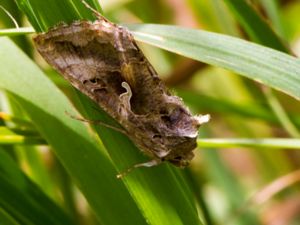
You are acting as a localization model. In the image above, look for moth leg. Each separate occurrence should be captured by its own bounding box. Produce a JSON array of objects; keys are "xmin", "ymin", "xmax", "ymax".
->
[
  {"xmin": 65, "ymin": 111, "xmax": 127, "ymax": 135},
  {"xmin": 119, "ymin": 82, "xmax": 132, "ymax": 110},
  {"xmin": 117, "ymin": 158, "xmax": 162, "ymax": 179},
  {"xmin": 156, "ymin": 149, "xmax": 171, "ymax": 158}
]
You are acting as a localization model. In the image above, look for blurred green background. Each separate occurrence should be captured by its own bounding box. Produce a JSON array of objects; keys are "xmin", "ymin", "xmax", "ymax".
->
[{"xmin": 1, "ymin": 0, "xmax": 300, "ymax": 225}]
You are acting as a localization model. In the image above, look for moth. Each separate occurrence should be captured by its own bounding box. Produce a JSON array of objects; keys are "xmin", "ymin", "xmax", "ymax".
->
[{"xmin": 34, "ymin": 3, "xmax": 209, "ymax": 177}]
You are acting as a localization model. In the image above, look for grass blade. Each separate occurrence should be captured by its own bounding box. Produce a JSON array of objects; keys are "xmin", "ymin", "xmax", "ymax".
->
[
  {"xmin": 0, "ymin": 148, "xmax": 74, "ymax": 225},
  {"xmin": 223, "ymin": 0, "xmax": 287, "ymax": 52},
  {"xmin": 0, "ymin": 27, "xmax": 34, "ymax": 36},
  {"xmin": 2, "ymin": 24, "xmax": 299, "ymax": 102},
  {"xmin": 222, "ymin": 0, "xmax": 300, "ymax": 138},
  {"xmin": 126, "ymin": 24, "xmax": 300, "ymax": 100},
  {"xmin": 197, "ymin": 138, "xmax": 300, "ymax": 149}
]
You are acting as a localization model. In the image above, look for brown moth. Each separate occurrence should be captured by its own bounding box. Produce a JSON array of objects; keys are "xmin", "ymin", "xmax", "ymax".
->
[{"xmin": 34, "ymin": 5, "xmax": 209, "ymax": 177}]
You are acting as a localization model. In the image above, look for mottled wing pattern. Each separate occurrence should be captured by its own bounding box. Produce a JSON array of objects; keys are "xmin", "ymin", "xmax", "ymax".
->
[
  {"xmin": 34, "ymin": 19, "xmax": 208, "ymax": 167},
  {"xmin": 34, "ymin": 21, "xmax": 125, "ymax": 121}
]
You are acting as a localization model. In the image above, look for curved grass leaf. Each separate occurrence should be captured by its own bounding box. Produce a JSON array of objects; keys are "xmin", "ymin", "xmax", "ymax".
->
[
  {"xmin": 1, "ymin": 25, "xmax": 299, "ymax": 102},
  {"xmin": 126, "ymin": 24, "xmax": 300, "ymax": 100}
]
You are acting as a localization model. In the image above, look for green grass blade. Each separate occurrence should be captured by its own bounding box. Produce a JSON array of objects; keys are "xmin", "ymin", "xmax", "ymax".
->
[
  {"xmin": 0, "ymin": 208, "xmax": 20, "ymax": 225},
  {"xmin": 1, "ymin": 93, "xmax": 57, "ymax": 199},
  {"xmin": 0, "ymin": 126, "xmax": 43, "ymax": 146},
  {"xmin": 202, "ymin": 147, "xmax": 258, "ymax": 224},
  {"xmin": 177, "ymin": 89, "xmax": 300, "ymax": 128},
  {"xmin": 126, "ymin": 24, "xmax": 300, "ymax": 100},
  {"xmin": 222, "ymin": 0, "xmax": 287, "ymax": 52},
  {"xmin": 197, "ymin": 138, "xmax": 300, "ymax": 149},
  {"xmin": 0, "ymin": 0, "xmax": 32, "ymax": 54},
  {"xmin": 0, "ymin": 37, "xmax": 147, "ymax": 225},
  {"xmin": 0, "ymin": 132, "xmax": 44, "ymax": 145},
  {"xmin": 0, "ymin": 148, "xmax": 74, "ymax": 225},
  {"xmin": 2, "ymin": 24, "xmax": 300, "ymax": 102},
  {"xmin": 260, "ymin": 0, "xmax": 285, "ymax": 37},
  {"xmin": 0, "ymin": 27, "xmax": 34, "ymax": 36},
  {"xmin": 222, "ymin": 0, "xmax": 300, "ymax": 137},
  {"xmin": 178, "ymin": 90, "xmax": 274, "ymax": 122},
  {"xmin": 14, "ymin": 0, "xmax": 101, "ymax": 32}
]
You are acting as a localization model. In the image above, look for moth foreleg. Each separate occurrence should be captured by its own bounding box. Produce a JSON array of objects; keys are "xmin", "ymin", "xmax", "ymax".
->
[
  {"xmin": 117, "ymin": 158, "xmax": 162, "ymax": 179},
  {"xmin": 65, "ymin": 111, "xmax": 127, "ymax": 135}
]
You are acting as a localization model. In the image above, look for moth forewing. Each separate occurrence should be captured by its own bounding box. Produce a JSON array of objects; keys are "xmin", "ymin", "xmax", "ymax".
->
[{"xmin": 34, "ymin": 17, "xmax": 209, "ymax": 177}]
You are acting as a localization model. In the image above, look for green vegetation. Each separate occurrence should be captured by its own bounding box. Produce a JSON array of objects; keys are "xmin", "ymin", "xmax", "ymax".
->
[{"xmin": 1, "ymin": 0, "xmax": 300, "ymax": 224}]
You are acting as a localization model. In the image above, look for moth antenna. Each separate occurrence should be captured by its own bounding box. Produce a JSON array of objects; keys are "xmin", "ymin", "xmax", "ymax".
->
[
  {"xmin": 80, "ymin": 0, "xmax": 106, "ymax": 20},
  {"xmin": 117, "ymin": 159, "xmax": 161, "ymax": 178},
  {"xmin": 65, "ymin": 111, "xmax": 127, "ymax": 135},
  {"xmin": 0, "ymin": 5, "xmax": 19, "ymax": 28}
]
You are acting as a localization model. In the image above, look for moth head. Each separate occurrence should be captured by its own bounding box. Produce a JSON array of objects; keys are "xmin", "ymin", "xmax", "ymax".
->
[
  {"xmin": 151, "ymin": 104, "xmax": 209, "ymax": 167},
  {"xmin": 155, "ymin": 135, "xmax": 197, "ymax": 167}
]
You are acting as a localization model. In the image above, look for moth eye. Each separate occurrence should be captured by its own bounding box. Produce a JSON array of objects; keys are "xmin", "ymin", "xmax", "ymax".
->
[
  {"xmin": 174, "ymin": 156, "xmax": 182, "ymax": 160},
  {"xmin": 82, "ymin": 78, "xmax": 99, "ymax": 84},
  {"xmin": 159, "ymin": 108, "xmax": 168, "ymax": 115},
  {"xmin": 153, "ymin": 134, "xmax": 162, "ymax": 139},
  {"xmin": 90, "ymin": 78, "xmax": 97, "ymax": 83},
  {"xmin": 161, "ymin": 115, "xmax": 171, "ymax": 123}
]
